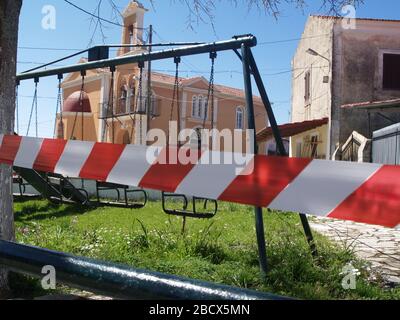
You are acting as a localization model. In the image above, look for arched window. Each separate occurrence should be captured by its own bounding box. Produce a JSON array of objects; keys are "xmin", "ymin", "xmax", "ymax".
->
[
  {"xmin": 128, "ymin": 80, "xmax": 136, "ymax": 112},
  {"xmin": 149, "ymin": 91, "xmax": 160, "ymax": 117},
  {"xmin": 128, "ymin": 25, "xmax": 134, "ymax": 45},
  {"xmin": 119, "ymin": 86, "xmax": 128, "ymax": 114},
  {"xmin": 192, "ymin": 95, "xmax": 209, "ymax": 120},
  {"xmin": 192, "ymin": 96, "xmax": 199, "ymax": 118},
  {"xmin": 197, "ymin": 96, "xmax": 203, "ymax": 118},
  {"xmin": 236, "ymin": 107, "xmax": 244, "ymax": 129},
  {"xmin": 203, "ymin": 98, "xmax": 209, "ymax": 121}
]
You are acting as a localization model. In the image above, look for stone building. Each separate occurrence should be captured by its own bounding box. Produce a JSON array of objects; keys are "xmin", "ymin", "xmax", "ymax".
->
[{"xmin": 290, "ymin": 15, "xmax": 400, "ymax": 160}]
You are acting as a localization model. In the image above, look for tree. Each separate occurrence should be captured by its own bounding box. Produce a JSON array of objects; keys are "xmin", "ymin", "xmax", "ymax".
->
[
  {"xmin": 0, "ymin": 0, "xmax": 23, "ymax": 298},
  {"xmin": 70, "ymin": 0, "xmax": 364, "ymax": 38},
  {"xmin": 154, "ymin": 0, "xmax": 364, "ymax": 29}
]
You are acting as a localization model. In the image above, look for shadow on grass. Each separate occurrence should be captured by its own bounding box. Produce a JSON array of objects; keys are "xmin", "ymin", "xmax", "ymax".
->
[
  {"xmin": 9, "ymin": 272, "xmax": 56, "ymax": 299},
  {"xmin": 14, "ymin": 201, "xmax": 96, "ymax": 222}
]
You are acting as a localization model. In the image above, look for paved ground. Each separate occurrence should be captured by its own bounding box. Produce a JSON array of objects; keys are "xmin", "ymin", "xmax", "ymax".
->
[{"xmin": 310, "ymin": 217, "xmax": 400, "ymax": 286}]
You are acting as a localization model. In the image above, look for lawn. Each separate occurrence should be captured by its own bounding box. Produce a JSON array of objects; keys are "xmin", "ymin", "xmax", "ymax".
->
[{"xmin": 10, "ymin": 198, "xmax": 400, "ymax": 300}]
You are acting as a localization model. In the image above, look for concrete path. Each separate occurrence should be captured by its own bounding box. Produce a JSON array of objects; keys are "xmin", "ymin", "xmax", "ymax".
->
[{"xmin": 310, "ymin": 217, "xmax": 400, "ymax": 286}]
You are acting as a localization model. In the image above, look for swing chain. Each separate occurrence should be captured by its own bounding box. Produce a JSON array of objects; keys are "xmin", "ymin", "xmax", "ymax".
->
[
  {"xmin": 15, "ymin": 80, "xmax": 20, "ymax": 135},
  {"xmin": 168, "ymin": 57, "xmax": 181, "ymax": 145},
  {"xmin": 35, "ymin": 77, "xmax": 39, "ymax": 138},
  {"xmin": 136, "ymin": 61, "xmax": 145, "ymax": 144},
  {"xmin": 127, "ymin": 62, "xmax": 143, "ymax": 143},
  {"xmin": 203, "ymin": 52, "xmax": 217, "ymax": 131},
  {"xmin": 70, "ymin": 72, "xmax": 85, "ymax": 140},
  {"xmin": 26, "ymin": 78, "xmax": 39, "ymax": 137},
  {"xmin": 109, "ymin": 66, "xmax": 116, "ymax": 143},
  {"xmin": 54, "ymin": 74, "xmax": 63, "ymax": 139}
]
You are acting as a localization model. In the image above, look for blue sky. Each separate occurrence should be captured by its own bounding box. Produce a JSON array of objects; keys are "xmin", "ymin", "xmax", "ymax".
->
[{"xmin": 17, "ymin": 0, "xmax": 400, "ymax": 138}]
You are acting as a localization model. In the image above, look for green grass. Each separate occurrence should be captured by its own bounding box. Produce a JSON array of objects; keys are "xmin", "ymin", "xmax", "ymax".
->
[{"xmin": 11, "ymin": 199, "xmax": 400, "ymax": 300}]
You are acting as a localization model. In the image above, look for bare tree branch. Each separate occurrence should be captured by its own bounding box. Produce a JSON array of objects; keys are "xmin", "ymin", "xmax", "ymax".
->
[{"xmin": 85, "ymin": 0, "xmax": 364, "ymax": 38}]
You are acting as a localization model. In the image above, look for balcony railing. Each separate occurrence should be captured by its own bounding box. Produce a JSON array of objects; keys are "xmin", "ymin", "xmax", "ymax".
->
[{"xmin": 99, "ymin": 97, "xmax": 160, "ymax": 119}]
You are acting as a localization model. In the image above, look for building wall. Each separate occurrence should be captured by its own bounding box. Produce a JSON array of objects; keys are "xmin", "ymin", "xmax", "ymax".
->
[
  {"xmin": 56, "ymin": 2, "xmax": 268, "ymax": 152},
  {"xmin": 290, "ymin": 124, "xmax": 328, "ymax": 159},
  {"xmin": 58, "ymin": 73, "xmax": 267, "ymax": 153},
  {"xmin": 290, "ymin": 16, "xmax": 334, "ymax": 158},
  {"xmin": 292, "ymin": 16, "xmax": 400, "ymax": 159},
  {"xmin": 333, "ymin": 20, "xmax": 400, "ymax": 147},
  {"xmin": 291, "ymin": 16, "xmax": 334, "ymax": 123}
]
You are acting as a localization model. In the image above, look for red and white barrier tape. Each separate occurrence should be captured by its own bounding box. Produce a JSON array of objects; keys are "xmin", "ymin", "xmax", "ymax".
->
[{"xmin": 0, "ymin": 134, "xmax": 399, "ymax": 228}]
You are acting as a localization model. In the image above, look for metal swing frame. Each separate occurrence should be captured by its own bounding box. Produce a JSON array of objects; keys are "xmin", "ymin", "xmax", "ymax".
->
[{"xmin": 16, "ymin": 34, "xmax": 316, "ymax": 275}]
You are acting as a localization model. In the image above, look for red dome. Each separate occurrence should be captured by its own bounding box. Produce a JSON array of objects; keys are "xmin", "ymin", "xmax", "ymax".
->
[{"xmin": 63, "ymin": 91, "xmax": 91, "ymax": 113}]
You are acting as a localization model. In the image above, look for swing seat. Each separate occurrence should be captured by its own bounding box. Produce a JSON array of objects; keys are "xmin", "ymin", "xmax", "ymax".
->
[
  {"xmin": 46, "ymin": 173, "xmax": 91, "ymax": 205},
  {"xmin": 13, "ymin": 174, "xmax": 26, "ymax": 196},
  {"xmin": 162, "ymin": 192, "xmax": 218, "ymax": 219},
  {"xmin": 96, "ymin": 181, "xmax": 148, "ymax": 209},
  {"xmin": 12, "ymin": 173, "xmax": 38, "ymax": 198}
]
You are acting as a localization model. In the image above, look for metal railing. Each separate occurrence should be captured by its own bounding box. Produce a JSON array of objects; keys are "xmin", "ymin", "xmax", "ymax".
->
[
  {"xmin": 98, "ymin": 97, "xmax": 160, "ymax": 119},
  {"xmin": 342, "ymin": 133, "xmax": 362, "ymax": 162},
  {"xmin": 0, "ymin": 240, "xmax": 289, "ymax": 300}
]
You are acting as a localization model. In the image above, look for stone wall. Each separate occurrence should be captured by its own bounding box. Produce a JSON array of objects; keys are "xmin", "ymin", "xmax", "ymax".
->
[{"xmin": 333, "ymin": 20, "xmax": 400, "ymax": 147}]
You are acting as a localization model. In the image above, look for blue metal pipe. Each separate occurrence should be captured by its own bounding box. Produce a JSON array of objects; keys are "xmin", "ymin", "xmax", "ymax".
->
[{"xmin": 0, "ymin": 240, "xmax": 289, "ymax": 300}]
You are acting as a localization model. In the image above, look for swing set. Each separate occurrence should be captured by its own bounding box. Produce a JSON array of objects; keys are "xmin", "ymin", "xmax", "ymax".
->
[{"xmin": 14, "ymin": 34, "xmax": 317, "ymax": 275}]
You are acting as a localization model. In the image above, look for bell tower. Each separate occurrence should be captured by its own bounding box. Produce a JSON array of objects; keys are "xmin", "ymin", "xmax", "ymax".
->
[{"xmin": 119, "ymin": 1, "xmax": 147, "ymax": 56}]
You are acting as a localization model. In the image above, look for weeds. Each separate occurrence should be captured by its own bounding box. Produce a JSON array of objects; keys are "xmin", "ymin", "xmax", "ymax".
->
[{"xmin": 11, "ymin": 199, "xmax": 400, "ymax": 300}]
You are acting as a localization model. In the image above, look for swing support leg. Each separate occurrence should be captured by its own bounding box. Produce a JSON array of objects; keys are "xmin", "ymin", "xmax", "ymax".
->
[
  {"xmin": 299, "ymin": 213, "xmax": 318, "ymax": 257},
  {"xmin": 241, "ymin": 44, "xmax": 268, "ymax": 276},
  {"xmin": 246, "ymin": 48, "xmax": 318, "ymax": 259},
  {"xmin": 255, "ymin": 207, "xmax": 268, "ymax": 276}
]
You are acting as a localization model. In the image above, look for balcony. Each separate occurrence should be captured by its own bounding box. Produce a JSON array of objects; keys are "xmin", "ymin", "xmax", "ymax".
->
[{"xmin": 98, "ymin": 96, "xmax": 160, "ymax": 119}]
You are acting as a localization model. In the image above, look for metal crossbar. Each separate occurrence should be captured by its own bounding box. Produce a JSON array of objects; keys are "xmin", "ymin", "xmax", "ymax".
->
[{"xmin": 16, "ymin": 35, "xmax": 257, "ymax": 82}]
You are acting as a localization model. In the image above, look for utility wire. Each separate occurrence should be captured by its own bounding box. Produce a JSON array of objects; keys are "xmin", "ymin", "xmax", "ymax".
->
[
  {"xmin": 18, "ymin": 46, "xmax": 82, "ymax": 51},
  {"xmin": 259, "ymin": 33, "xmax": 331, "ymax": 45},
  {"xmin": 152, "ymin": 28, "xmax": 203, "ymax": 74},
  {"xmin": 17, "ymin": 33, "xmax": 330, "ymax": 52}
]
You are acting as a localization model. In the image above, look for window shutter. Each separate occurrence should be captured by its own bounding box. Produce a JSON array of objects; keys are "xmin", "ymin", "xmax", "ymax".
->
[
  {"xmin": 192, "ymin": 96, "xmax": 198, "ymax": 118},
  {"xmin": 304, "ymin": 71, "xmax": 311, "ymax": 105},
  {"xmin": 197, "ymin": 96, "xmax": 203, "ymax": 118},
  {"xmin": 383, "ymin": 54, "xmax": 400, "ymax": 90}
]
